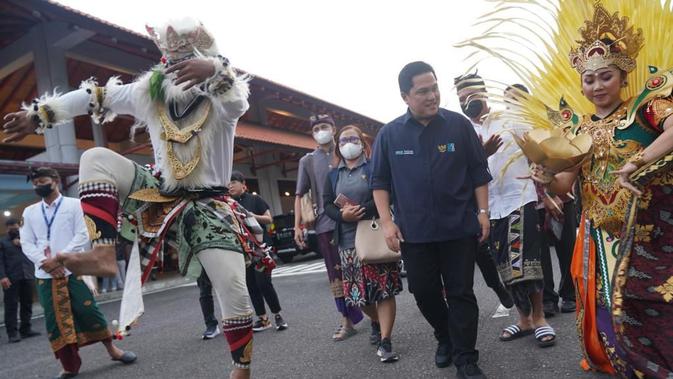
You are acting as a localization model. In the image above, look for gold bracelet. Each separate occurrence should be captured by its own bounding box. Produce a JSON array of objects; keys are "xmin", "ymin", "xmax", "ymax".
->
[{"xmin": 628, "ymin": 151, "xmax": 646, "ymax": 168}]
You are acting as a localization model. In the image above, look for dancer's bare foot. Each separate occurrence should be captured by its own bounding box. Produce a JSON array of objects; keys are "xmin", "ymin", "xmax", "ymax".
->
[
  {"xmin": 58, "ymin": 245, "xmax": 117, "ymax": 277},
  {"xmin": 230, "ymin": 368, "xmax": 250, "ymax": 379}
]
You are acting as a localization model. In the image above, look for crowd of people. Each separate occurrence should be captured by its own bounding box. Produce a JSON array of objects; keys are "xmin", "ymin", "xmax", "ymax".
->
[{"xmin": 2, "ymin": 2, "xmax": 673, "ymax": 378}]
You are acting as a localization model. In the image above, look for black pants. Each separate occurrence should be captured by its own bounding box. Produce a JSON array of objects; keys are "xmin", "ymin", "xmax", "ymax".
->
[
  {"xmin": 401, "ymin": 237, "xmax": 479, "ymax": 367},
  {"xmin": 246, "ymin": 266, "xmax": 281, "ymax": 316},
  {"xmin": 540, "ymin": 202, "xmax": 577, "ymax": 305},
  {"xmin": 476, "ymin": 241, "xmax": 503, "ymax": 290},
  {"xmin": 197, "ymin": 270, "xmax": 218, "ymax": 329},
  {"xmin": 3, "ymin": 278, "xmax": 35, "ymax": 337}
]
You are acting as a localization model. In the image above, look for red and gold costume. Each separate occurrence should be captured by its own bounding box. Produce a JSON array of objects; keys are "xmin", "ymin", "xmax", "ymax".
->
[{"xmin": 458, "ymin": 1, "xmax": 673, "ymax": 377}]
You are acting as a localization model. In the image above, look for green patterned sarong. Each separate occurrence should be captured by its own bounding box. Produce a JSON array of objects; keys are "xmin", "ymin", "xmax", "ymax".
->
[
  {"xmin": 120, "ymin": 163, "xmax": 243, "ymax": 278},
  {"xmin": 36, "ymin": 276, "xmax": 112, "ymax": 353}
]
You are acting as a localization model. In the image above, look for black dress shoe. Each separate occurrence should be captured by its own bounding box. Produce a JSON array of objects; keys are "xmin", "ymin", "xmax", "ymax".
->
[
  {"xmin": 543, "ymin": 302, "xmax": 559, "ymax": 318},
  {"xmin": 495, "ymin": 285, "xmax": 514, "ymax": 309},
  {"xmin": 8, "ymin": 335, "xmax": 21, "ymax": 343},
  {"xmin": 20, "ymin": 330, "xmax": 41, "ymax": 338},
  {"xmin": 561, "ymin": 300, "xmax": 576, "ymax": 313},
  {"xmin": 53, "ymin": 372, "xmax": 78, "ymax": 379},
  {"xmin": 435, "ymin": 342, "xmax": 452, "ymax": 368},
  {"xmin": 456, "ymin": 362, "xmax": 487, "ymax": 379}
]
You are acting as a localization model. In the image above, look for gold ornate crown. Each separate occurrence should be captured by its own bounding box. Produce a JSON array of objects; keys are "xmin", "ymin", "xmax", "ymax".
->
[
  {"xmin": 568, "ymin": 3, "xmax": 644, "ymax": 74},
  {"xmin": 146, "ymin": 22, "xmax": 215, "ymax": 60}
]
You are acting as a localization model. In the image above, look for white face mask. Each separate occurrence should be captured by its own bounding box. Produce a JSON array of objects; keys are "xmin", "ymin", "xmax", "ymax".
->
[
  {"xmin": 313, "ymin": 129, "xmax": 333, "ymax": 145},
  {"xmin": 339, "ymin": 143, "xmax": 363, "ymax": 160}
]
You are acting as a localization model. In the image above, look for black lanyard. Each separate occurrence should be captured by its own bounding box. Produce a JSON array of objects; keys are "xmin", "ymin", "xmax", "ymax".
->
[{"xmin": 41, "ymin": 197, "xmax": 63, "ymax": 242}]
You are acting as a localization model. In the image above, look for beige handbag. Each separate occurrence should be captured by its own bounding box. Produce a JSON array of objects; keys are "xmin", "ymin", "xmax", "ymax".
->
[
  {"xmin": 355, "ymin": 218, "xmax": 401, "ymax": 264},
  {"xmin": 299, "ymin": 153, "xmax": 318, "ymax": 227},
  {"xmin": 300, "ymin": 192, "xmax": 316, "ymax": 226}
]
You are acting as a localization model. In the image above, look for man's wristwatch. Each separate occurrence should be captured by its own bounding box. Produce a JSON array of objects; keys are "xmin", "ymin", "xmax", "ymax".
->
[{"xmin": 478, "ymin": 208, "xmax": 489, "ymax": 217}]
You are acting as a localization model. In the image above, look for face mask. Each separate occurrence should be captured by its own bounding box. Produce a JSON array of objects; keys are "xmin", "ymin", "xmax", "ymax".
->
[
  {"xmin": 8, "ymin": 230, "xmax": 19, "ymax": 239},
  {"xmin": 34, "ymin": 183, "xmax": 54, "ymax": 198},
  {"xmin": 461, "ymin": 99, "xmax": 484, "ymax": 119},
  {"xmin": 339, "ymin": 143, "xmax": 363, "ymax": 160},
  {"xmin": 313, "ymin": 129, "xmax": 333, "ymax": 145}
]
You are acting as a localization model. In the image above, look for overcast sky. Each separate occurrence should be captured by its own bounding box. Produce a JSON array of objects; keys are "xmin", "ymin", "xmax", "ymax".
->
[{"xmin": 56, "ymin": 0, "xmax": 519, "ymax": 123}]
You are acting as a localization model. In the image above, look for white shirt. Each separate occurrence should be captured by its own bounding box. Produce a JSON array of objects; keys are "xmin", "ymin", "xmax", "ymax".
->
[
  {"xmin": 472, "ymin": 116, "xmax": 538, "ymax": 219},
  {"xmin": 20, "ymin": 194, "xmax": 91, "ymax": 279}
]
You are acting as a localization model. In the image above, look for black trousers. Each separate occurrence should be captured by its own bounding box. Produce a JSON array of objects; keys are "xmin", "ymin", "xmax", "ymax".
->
[
  {"xmin": 540, "ymin": 202, "xmax": 577, "ymax": 305},
  {"xmin": 196, "ymin": 270, "xmax": 218, "ymax": 329},
  {"xmin": 476, "ymin": 241, "xmax": 503, "ymax": 290},
  {"xmin": 245, "ymin": 265, "xmax": 281, "ymax": 316},
  {"xmin": 401, "ymin": 237, "xmax": 479, "ymax": 367},
  {"xmin": 3, "ymin": 278, "xmax": 35, "ymax": 337}
]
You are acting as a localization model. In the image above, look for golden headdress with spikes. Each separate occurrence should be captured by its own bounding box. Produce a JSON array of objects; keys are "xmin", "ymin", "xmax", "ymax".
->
[
  {"xmin": 568, "ymin": 3, "xmax": 644, "ymax": 74},
  {"xmin": 456, "ymin": 0, "xmax": 673, "ymax": 124}
]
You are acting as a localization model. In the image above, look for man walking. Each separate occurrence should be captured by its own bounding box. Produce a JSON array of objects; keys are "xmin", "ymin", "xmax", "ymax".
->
[
  {"xmin": 20, "ymin": 167, "xmax": 135, "ymax": 378},
  {"xmin": 229, "ymin": 171, "xmax": 288, "ymax": 332},
  {"xmin": 454, "ymin": 72, "xmax": 514, "ymax": 310},
  {"xmin": 294, "ymin": 114, "xmax": 363, "ymax": 341},
  {"xmin": 370, "ymin": 61, "xmax": 491, "ymax": 379},
  {"xmin": 1, "ymin": 218, "xmax": 40, "ymax": 343}
]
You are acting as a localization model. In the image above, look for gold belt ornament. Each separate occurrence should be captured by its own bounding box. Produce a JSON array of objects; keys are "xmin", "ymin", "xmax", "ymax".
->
[{"xmin": 158, "ymin": 100, "xmax": 211, "ymax": 180}]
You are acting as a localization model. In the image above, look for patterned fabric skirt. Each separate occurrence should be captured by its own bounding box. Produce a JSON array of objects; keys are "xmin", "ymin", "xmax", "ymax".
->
[
  {"xmin": 571, "ymin": 217, "xmax": 627, "ymax": 376},
  {"xmin": 339, "ymin": 247, "xmax": 403, "ymax": 308},
  {"xmin": 611, "ymin": 180, "xmax": 673, "ymax": 378},
  {"xmin": 36, "ymin": 276, "xmax": 112, "ymax": 354},
  {"xmin": 490, "ymin": 202, "xmax": 543, "ymax": 316}
]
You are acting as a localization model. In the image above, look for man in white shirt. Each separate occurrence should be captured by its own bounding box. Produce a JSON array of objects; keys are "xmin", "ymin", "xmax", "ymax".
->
[
  {"xmin": 455, "ymin": 76, "xmax": 555, "ymax": 347},
  {"xmin": 453, "ymin": 74, "xmax": 514, "ymax": 310},
  {"xmin": 21, "ymin": 167, "xmax": 136, "ymax": 379}
]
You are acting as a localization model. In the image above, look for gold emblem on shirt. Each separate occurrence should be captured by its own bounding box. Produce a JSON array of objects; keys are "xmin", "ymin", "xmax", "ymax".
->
[{"xmin": 438, "ymin": 144, "xmax": 447, "ymax": 153}]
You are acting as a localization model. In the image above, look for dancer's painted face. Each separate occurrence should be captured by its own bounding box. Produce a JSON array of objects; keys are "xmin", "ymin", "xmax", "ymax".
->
[{"xmin": 581, "ymin": 66, "xmax": 624, "ymax": 110}]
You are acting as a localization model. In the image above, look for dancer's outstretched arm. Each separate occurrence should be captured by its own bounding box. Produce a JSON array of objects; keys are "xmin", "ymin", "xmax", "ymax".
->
[{"xmin": 2, "ymin": 57, "xmax": 247, "ymax": 142}]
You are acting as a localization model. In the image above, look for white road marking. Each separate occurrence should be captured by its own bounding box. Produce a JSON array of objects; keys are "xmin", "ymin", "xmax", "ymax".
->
[{"xmin": 272, "ymin": 262, "xmax": 327, "ymax": 278}]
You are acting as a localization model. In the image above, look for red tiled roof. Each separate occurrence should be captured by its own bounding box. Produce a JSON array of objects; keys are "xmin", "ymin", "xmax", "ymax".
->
[{"xmin": 236, "ymin": 122, "xmax": 314, "ymax": 150}]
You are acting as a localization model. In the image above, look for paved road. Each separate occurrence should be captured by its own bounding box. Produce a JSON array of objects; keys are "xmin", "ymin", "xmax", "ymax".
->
[{"xmin": 0, "ymin": 253, "xmax": 609, "ymax": 379}]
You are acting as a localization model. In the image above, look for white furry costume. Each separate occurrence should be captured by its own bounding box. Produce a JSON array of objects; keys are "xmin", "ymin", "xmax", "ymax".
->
[{"xmin": 22, "ymin": 19, "xmax": 263, "ymax": 370}]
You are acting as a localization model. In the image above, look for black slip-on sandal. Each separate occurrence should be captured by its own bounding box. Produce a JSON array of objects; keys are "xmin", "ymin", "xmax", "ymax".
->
[{"xmin": 499, "ymin": 324, "xmax": 534, "ymax": 341}]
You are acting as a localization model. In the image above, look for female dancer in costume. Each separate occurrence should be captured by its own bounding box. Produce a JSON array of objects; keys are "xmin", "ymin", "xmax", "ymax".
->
[{"xmin": 458, "ymin": 1, "xmax": 673, "ymax": 377}]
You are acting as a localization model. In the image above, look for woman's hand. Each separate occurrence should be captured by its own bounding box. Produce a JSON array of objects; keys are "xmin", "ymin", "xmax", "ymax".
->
[
  {"xmin": 612, "ymin": 162, "xmax": 643, "ymax": 197},
  {"xmin": 341, "ymin": 205, "xmax": 365, "ymax": 222},
  {"xmin": 543, "ymin": 195, "xmax": 564, "ymax": 220},
  {"xmin": 518, "ymin": 163, "xmax": 555, "ymax": 184}
]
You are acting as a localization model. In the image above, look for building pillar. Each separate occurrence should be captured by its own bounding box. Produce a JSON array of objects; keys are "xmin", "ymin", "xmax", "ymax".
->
[
  {"xmin": 32, "ymin": 23, "xmax": 79, "ymax": 164},
  {"xmin": 92, "ymin": 123, "xmax": 107, "ymax": 147}
]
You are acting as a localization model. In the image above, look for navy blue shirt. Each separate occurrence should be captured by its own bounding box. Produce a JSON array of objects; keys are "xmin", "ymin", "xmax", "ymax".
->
[{"xmin": 369, "ymin": 108, "xmax": 492, "ymax": 243}]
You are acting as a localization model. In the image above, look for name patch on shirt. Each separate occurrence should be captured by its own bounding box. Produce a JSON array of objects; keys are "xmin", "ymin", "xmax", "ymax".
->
[
  {"xmin": 394, "ymin": 149, "xmax": 415, "ymax": 156},
  {"xmin": 437, "ymin": 143, "xmax": 455, "ymax": 153}
]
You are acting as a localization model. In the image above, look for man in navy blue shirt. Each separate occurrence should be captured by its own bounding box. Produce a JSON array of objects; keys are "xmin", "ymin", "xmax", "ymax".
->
[{"xmin": 371, "ymin": 61, "xmax": 491, "ymax": 379}]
